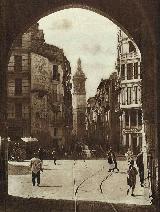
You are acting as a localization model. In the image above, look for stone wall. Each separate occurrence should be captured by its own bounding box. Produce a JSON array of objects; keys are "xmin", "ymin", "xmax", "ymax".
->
[{"xmin": 0, "ymin": 196, "xmax": 156, "ymax": 212}]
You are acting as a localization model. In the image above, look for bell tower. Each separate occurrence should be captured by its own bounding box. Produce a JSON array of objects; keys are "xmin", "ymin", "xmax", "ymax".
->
[{"xmin": 72, "ymin": 58, "xmax": 86, "ymax": 138}]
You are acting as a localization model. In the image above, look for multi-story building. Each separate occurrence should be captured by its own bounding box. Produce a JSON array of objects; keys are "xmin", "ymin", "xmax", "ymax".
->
[
  {"xmin": 86, "ymin": 72, "xmax": 120, "ymax": 151},
  {"xmin": 117, "ymin": 29, "xmax": 144, "ymax": 154},
  {"xmin": 86, "ymin": 97, "xmax": 97, "ymax": 147},
  {"xmin": 7, "ymin": 23, "xmax": 72, "ymax": 150},
  {"xmin": 72, "ymin": 58, "xmax": 86, "ymax": 139}
]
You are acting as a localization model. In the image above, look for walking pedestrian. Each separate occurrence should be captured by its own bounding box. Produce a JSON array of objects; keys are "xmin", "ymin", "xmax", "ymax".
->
[
  {"xmin": 127, "ymin": 160, "xmax": 138, "ymax": 196},
  {"xmin": 52, "ymin": 150, "xmax": 57, "ymax": 165},
  {"xmin": 136, "ymin": 149, "xmax": 144, "ymax": 187},
  {"xmin": 113, "ymin": 153, "xmax": 119, "ymax": 172},
  {"xmin": 107, "ymin": 148, "xmax": 115, "ymax": 172},
  {"xmin": 125, "ymin": 148, "xmax": 133, "ymax": 164},
  {"xmin": 30, "ymin": 153, "xmax": 43, "ymax": 186},
  {"xmin": 38, "ymin": 147, "xmax": 44, "ymax": 162}
]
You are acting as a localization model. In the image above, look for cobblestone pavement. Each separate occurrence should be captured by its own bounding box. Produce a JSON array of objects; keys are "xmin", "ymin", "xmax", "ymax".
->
[{"xmin": 8, "ymin": 160, "xmax": 152, "ymax": 205}]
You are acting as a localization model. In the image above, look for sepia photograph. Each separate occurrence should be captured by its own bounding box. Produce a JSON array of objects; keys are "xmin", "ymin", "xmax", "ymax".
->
[{"xmin": 0, "ymin": 1, "xmax": 159, "ymax": 211}]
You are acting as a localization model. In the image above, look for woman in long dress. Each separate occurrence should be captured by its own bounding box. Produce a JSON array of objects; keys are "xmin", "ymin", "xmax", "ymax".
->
[
  {"xmin": 127, "ymin": 160, "xmax": 138, "ymax": 196},
  {"xmin": 107, "ymin": 148, "xmax": 115, "ymax": 172}
]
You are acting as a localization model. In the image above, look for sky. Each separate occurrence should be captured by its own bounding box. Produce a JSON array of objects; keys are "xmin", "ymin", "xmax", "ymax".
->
[{"xmin": 38, "ymin": 8, "xmax": 118, "ymax": 99}]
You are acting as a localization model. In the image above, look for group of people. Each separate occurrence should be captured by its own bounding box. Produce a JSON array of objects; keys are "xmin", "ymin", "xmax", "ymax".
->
[{"xmin": 107, "ymin": 147, "xmax": 144, "ymax": 196}]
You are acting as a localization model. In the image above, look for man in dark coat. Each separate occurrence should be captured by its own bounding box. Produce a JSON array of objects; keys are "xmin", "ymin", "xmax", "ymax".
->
[
  {"xmin": 136, "ymin": 149, "xmax": 144, "ymax": 187},
  {"xmin": 107, "ymin": 148, "xmax": 119, "ymax": 172},
  {"xmin": 38, "ymin": 147, "xmax": 44, "ymax": 162}
]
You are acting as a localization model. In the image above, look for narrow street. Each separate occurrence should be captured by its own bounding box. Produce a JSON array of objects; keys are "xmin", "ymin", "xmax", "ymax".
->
[{"xmin": 8, "ymin": 160, "xmax": 151, "ymax": 205}]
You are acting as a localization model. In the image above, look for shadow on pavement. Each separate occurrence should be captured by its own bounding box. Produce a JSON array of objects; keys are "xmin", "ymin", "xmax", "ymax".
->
[
  {"xmin": 38, "ymin": 185, "xmax": 62, "ymax": 188},
  {"xmin": 43, "ymin": 168, "xmax": 58, "ymax": 170},
  {"xmin": 134, "ymin": 194, "xmax": 144, "ymax": 197}
]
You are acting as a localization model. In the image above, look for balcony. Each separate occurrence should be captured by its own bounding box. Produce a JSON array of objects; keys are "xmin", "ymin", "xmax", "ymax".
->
[
  {"xmin": 120, "ymin": 51, "xmax": 139, "ymax": 60},
  {"xmin": 8, "ymin": 93, "xmax": 30, "ymax": 99},
  {"xmin": 120, "ymin": 103, "xmax": 142, "ymax": 109}
]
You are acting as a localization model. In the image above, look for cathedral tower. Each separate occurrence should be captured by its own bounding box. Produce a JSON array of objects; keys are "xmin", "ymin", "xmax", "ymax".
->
[{"xmin": 72, "ymin": 58, "xmax": 87, "ymax": 138}]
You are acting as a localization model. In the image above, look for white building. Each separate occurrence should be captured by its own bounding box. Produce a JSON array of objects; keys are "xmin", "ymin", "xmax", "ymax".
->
[{"xmin": 117, "ymin": 29, "xmax": 144, "ymax": 154}]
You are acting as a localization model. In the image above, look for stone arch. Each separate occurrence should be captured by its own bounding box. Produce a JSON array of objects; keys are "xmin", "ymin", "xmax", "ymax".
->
[{"xmin": 6, "ymin": 1, "xmax": 156, "ymax": 52}]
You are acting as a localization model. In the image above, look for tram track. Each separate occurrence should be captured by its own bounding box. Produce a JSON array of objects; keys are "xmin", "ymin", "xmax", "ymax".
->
[
  {"xmin": 74, "ymin": 165, "xmax": 104, "ymax": 196},
  {"xmin": 74, "ymin": 164, "xmax": 114, "ymax": 197},
  {"xmin": 73, "ymin": 162, "xmax": 118, "ymax": 212},
  {"xmin": 99, "ymin": 172, "xmax": 113, "ymax": 194}
]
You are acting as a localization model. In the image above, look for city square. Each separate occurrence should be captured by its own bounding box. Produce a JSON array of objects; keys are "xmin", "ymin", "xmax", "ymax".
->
[{"xmin": 8, "ymin": 160, "xmax": 151, "ymax": 205}]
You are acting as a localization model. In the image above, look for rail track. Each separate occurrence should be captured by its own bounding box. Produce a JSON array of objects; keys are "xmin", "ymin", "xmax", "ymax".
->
[{"xmin": 73, "ymin": 161, "xmax": 119, "ymax": 212}]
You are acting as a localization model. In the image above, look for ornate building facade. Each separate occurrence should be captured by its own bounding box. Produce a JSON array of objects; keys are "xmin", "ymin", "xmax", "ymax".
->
[
  {"xmin": 7, "ymin": 23, "xmax": 73, "ymax": 149},
  {"xmin": 86, "ymin": 72, "xmax": 120, "ymax": 151},
  {"xmin": 72, "ymin": 58, "xmax": 86, "ymax": 139},
  {"xmin": 117, "ymin": 29, "xmax": 144, "ymax": 154}
]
